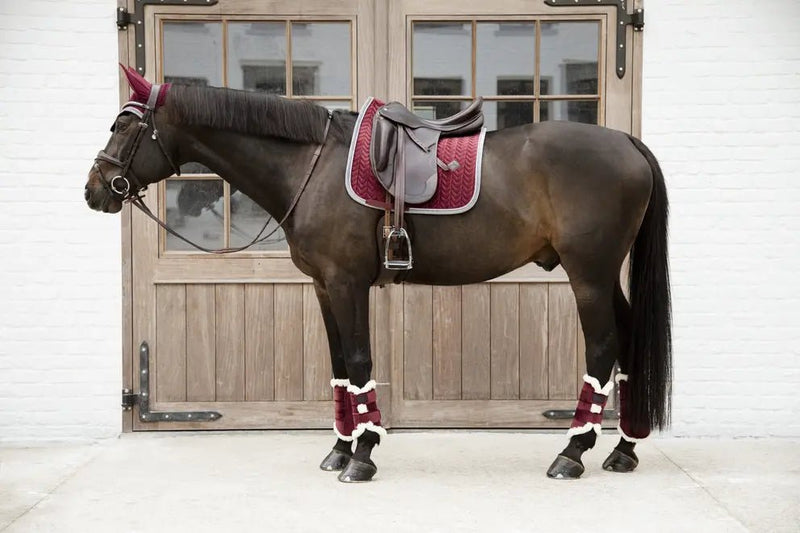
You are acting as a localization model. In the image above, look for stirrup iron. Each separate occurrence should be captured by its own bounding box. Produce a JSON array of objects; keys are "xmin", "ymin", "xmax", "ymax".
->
[{"xmin": 384, "ymin": 227, "xmax": 413, "ymax": 270}]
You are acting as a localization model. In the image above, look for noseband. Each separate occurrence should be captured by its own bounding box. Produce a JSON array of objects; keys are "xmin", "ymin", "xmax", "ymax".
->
[
  {"xmin": 93, "ymin": 83, "xmax": 332, "ymax": 254},
  {"xmin": 94, "ymin": 84, "xmax": 180, "ymax": 202}
]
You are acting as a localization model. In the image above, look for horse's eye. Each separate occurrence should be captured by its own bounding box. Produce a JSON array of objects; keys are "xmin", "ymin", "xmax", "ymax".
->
[{"xmin": 116, "ymin": 120, "xmax": 129, "ymax": 132}]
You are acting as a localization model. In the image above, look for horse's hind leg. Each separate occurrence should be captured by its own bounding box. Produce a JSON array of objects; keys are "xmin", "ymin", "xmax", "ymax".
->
[
  {"xmin": 547, "ymin": 271, "xmax": 620, "ymax": 480},
  {"xmin": 314, "ymin": 281, "xmax": 356, "ymax": 472},
  {"xmin": 602, "ymin": 282, "xmax": 647, "ymax": 473}
]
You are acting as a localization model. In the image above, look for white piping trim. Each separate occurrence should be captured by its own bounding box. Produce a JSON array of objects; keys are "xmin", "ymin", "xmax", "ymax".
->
[
  {"xmin": 345, "ymin": 97, "xmax": 377, "ymax": 208},
  {"xmin": 407, "ymin": 127, "xmax": 487, "ymax": 215},
  {"xmin": 347, "ymin": 380, "xmax": 377, "ymax": 395},
  {"xmin": 330, "ymin": 378, "xmax": 350, "ymax": 388},
  {"xmin": 352, "ymin": 421, "xmax": 387, "ymax": 440},
  {"xmin": 615, "ymin": 373, "xmax": 629, "ymax": 384},
  {"xmin": 357, "ymin": 404, "xmax": 369, "ymax": 414},
  {"xmin": 583, "ymin": 374, "xmax": 614, "ymax": 396},
  {"xmin": 333, "ymin": 423, "xmax": 353, "ymax": 442},
  {"xmin": 618, "ymin": 425, "xmax": 643, "ymax": 443},
  {"xmin": 566, "ymin": 422, "xmax": 602, "ymax": 439}
]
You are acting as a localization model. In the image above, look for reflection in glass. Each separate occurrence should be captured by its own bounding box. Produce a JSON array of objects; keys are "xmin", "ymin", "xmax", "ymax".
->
[
  {"xmin": 230, "ymin": 191, "xmax": 287, "ymax": 251},
  {"xmin": 227, "ymin": 22, "xmax": 287, "ymax": 94},
  {"xmin": 163, "ymin": 22, "xmax": 223, "ymax": 87},
  {"xmin": 165, "ymin": 180, "xmax": 224, "ymax": 251},
  {"xmin": 476, "ymin": 23, "xmax": 535, "ymax": 97},
  {"xmin": 179, "ymin": 162, "xmax": 214, "ymax": 175},
  {"xmin": 540, "ymin": 100, "xmax": 598, "ymax": 124},
  {"xmin": 540, "ymin": 22, "xmax": 599, "ymax": 95},
  {"xmin": 291, "ymin": 23, "xmax": 351, "ymax": 96},
  {"xmin": 482, "ymin": 101, "xmax": 534, "ymax": 131},
  {"xmin": 412, "ymin": 100, "xmax": 468, "ymax": 121},
  {"xmin": 413, "ymin": 23, "xmax": 471, "ymax": 96}
]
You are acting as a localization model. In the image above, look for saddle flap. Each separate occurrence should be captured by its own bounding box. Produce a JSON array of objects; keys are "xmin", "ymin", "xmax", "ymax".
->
[{"xmin": 369, "ymin": 113, "xmax": 398, "ymax": 191}]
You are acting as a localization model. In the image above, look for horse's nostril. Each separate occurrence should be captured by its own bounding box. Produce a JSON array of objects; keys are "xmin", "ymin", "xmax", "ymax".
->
[{"xmin": 84, "ymin": 187, "xmax": 91, "ymax": 201}]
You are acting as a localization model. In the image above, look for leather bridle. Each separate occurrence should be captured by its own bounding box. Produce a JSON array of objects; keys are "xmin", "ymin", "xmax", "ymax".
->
[{"xmin": 93, "ymin": 84, "xmax": 332, "ymax": 254}]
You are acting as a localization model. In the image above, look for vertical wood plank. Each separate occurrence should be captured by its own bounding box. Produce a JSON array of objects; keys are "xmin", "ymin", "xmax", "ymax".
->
[
  {"xmin": 155, "ymin": 285, "xmax": 186, "ymax": 402},
  {"xmin": 461, "ymin": 284, "xmax": 490, "ymax": 400},
  {"xmin": 245, "ymin": 285, "xmax": 274, "ymax": 401},
  {"xmin": 433, "ymin": 286, "xmax": 462, "ymax": 400},
  {"xmin": 403, "ymin": 285, "xmax": 433, "ymax": 400},
  {"xmin": 215, "ymin": 284, "xmax": 245, "ymax": 401},
  {"xmin": 186, "ymin": 285, "xmax": 215, "ymax": 402},
  {"xmin": 303, "ymin": 284, "xmax": 331, "ymax": 401},
  {"xmin": 519, "ymin": 284, "xmax": 548, "ymax": 399},
  {"xmin": 490, "ymin": 284, "xmax": 520, "ymax": 399},
  {"xmin": 548, "ymin": 284, "xmax": 578, "ymax": 399},
  {"xmin": 274, "ymin": 284, "xmax": 304, "ymax": 401}
]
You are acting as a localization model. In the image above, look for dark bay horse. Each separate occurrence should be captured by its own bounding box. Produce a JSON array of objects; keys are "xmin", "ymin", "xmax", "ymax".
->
[{"xmin": 85, "ymin": 69, "xmax": 671, "ymax": 482}]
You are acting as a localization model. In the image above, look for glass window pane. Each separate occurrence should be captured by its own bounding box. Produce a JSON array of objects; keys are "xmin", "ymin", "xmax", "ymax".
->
[
  {"xmin": 413, "ymin": 23, "xmax": 472, "ymax": 97},
  {"xmin": 163, "ymin": 22, "xmax": 223, "ymax": 87},
  {"xmin": 315, "ymin": 100, "xmax": 354, "ymax": 112},
  {"xmin": 476, "ymin": 23, "xmax": 535, "ymax": 97},
  {"xmin": 540, "ymin": 100, "xmax": 598, "ymax": 124},
  {"xmin": 227, "ymin": 22, "xmax": 287, "ymax": 94},
  {"xmin": 291, "ymin": 22, "xmax": 351, "ymax": 96},
  {"xmin": 230, "ymin": 191, "xmax": 287, "ymax": 251},
  {"xmin": 483, "ymin": 100, "xmax": 534, "ymax": 131},
  {"xmin": 540, "ymin": 22, "xmax": 599, "ymax": 96},
  {"xmin": 412, "ymin": 100, "xmax": 469, "ymax": 120},
  {"xmin": 165, "ymin": 180, "xmax": 224, "ymax": 251}
]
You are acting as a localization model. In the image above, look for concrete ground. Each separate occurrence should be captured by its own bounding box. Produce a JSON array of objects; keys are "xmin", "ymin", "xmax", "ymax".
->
[{"xmin": 0, "ymin": 432, "xmax": 797, "ymax": 533}]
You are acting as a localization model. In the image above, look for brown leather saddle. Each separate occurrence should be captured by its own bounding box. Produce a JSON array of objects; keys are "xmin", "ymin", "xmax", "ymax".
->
[{"xmin": 368, "ymin": 98, "xmax": 484, "ymax": 270}]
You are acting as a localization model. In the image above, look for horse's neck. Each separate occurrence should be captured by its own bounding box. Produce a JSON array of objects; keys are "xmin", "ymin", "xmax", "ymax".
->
[{"xmin": 174, "ymin": 126, "xmax": 316, "ymax": 221}]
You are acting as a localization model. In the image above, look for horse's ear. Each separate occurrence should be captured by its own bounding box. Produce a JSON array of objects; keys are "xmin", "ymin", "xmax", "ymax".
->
[{"xmin": 119, "ymin": 64, "xmax": 152, "ymax": 102}]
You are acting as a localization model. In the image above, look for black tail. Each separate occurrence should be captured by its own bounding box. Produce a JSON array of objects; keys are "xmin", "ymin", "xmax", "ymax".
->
[{"xmin": 627, "ymin": 135, "xmax": 672, "ymax": 431}]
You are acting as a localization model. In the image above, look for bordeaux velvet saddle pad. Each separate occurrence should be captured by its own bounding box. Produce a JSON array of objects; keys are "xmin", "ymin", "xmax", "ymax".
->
[{"xmin": 345, "ymin": 97, "xmax": 486, "ymax": 215}]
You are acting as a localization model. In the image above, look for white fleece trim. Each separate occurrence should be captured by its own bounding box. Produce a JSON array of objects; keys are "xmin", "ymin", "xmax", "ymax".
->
[
  {"xmin": 330, "ymin": 378, "xmax": 350, "ymax": 388},
  {"xmin": 333, "ymin": 423, "xmax": 353, "ymax": 442},
  {"xmin": 347, "ymin": 380, "xmax": 377, "ymax": 395},
  {"xmin": 615, "ymin": 373, "xmax": 629, "ymax": 384},
  {"xmin": 566, "ymin": 422, "xmax": 602, "ymax": 439},
  {"xmin": 617, "ymin": 425, "xmax": 643, "ymax": 443},
  {"xmin": 352, "ymin": 421, "xmax": 387, "ymax": 440},
  {"xmin": 590, "ymin": 404, "xmax": 603, "ymax": 414},
  {"xmin": 583, "ymin": 374, "xmax": 614, "ymax": 396},
  {"xmin": 357, "ymin": 404, "xmax": 369, "ymax": 414}
]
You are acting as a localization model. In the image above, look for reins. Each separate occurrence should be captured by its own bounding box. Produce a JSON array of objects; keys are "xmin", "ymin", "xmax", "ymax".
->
[{"xmin": 94, "ymin": 84, "xmax": 332, "ymax": 254}]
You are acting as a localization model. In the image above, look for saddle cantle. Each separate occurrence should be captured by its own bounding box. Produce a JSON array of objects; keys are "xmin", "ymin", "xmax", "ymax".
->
[{"xmin": 369, "ymin": 98, "xmax": 484, "ymax": 204}]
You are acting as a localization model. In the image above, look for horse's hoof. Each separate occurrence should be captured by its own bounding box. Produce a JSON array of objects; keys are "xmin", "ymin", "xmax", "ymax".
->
[
  {"xmin": 337, "ymin": 458, "xmax": 377, "ymax": 483},
  {"xmin": 602, "ymin": 448, "xmax": 639, "ymax": 473},
  {"xmin": 546, "ymin": 455, "xmax": 585, "ymax": 479},
  {"xmin": 319, "ymin": 449, "xmax": 352, "ymax": 472}
]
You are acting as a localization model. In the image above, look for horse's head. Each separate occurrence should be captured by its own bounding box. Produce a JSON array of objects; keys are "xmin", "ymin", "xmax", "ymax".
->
[{"xmin": 85, "ymin": 66, "xmax": 178, "ymax": 213}]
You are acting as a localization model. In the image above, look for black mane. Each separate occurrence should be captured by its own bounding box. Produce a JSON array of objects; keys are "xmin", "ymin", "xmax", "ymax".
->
[{"xmin": 166, "ymin": 85, "xmax": 355, "ymax": 144}]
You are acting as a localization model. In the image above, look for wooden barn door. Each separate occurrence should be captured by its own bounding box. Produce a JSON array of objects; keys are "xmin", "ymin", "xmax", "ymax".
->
[
  {"xmin": 385, "ymin": 0, "xmax": 637, "ymax": 427},
  {"xmin": 123, "ymin": 0, "xmax": 386, "ymax": 430}
]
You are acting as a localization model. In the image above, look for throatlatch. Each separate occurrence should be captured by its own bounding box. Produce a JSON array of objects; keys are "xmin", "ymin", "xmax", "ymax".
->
[
  {"xmin": 347, "ymin": 380, "xmax": 387, "ymax": 441},
  {"xmin": 615, "ymin": 373, "xmax": 651, "ymax": 441},
  {"xmin": 567, "ymin": 374, "xmax": 614, "ymax": 438}
]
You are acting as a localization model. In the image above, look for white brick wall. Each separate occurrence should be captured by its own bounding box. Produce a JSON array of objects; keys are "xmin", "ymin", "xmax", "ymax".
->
[
  {"xmin": 0, "ymin": 1, "xmax": 797, "ymax": 441},
  {"xmin": 0, "ymin": 1, "xmax": 121, "ymax": 441},
  {"xmin": 642, "ymin": 1, "xmax": 800, "ymax": 436}
]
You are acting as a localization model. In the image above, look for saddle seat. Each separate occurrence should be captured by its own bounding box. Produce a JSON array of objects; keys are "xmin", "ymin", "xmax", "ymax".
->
[{"xmin": 370, "ymin": 98, "xmax": 484, "ymax": 205}]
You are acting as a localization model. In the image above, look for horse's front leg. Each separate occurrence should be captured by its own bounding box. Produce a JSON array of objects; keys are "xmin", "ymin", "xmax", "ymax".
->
[
  {"xmin": 323, "ymin": 277, "xmax": 384, "ymax": 483},
  {"xmin": 314, "ymin": 280, "xmax": 357, "ymax": 472}
]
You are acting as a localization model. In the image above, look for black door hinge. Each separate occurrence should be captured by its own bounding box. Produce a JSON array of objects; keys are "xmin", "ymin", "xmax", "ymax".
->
[
  {"xmin": 544, "ymin": 0, "xmax": 644, "ymax": 79},
  {"xmin": 115, "ymin": 1, "xmax": 219, "ymax": 76},
  {"xmin": 122, "ymin": 388, "xmax": 137, "ymax": 410}
]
